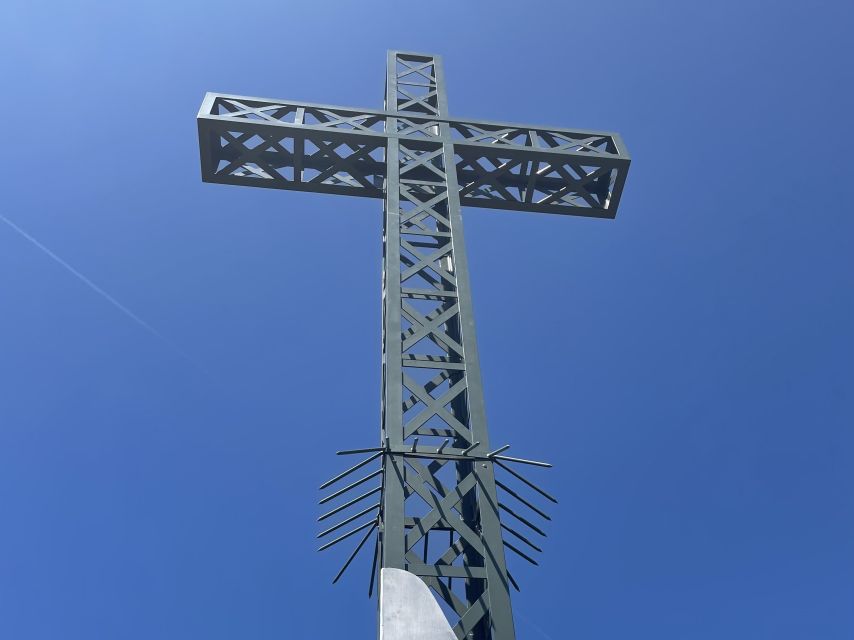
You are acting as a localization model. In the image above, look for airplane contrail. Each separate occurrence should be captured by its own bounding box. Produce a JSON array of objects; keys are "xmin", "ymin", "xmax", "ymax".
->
[
  {"xmin": 516, "ymin": 610, "xmax": 556, "ymax": 640},
  {"xmin": 0, "ymin": 213, "xmax": 210, "ymax": 376}
]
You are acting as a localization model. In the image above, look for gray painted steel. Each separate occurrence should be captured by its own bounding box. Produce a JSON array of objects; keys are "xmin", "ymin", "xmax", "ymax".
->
[
  {"xmin": 196, "ymin": 72, "xmax": 630, "ymax": 218},
  {"xmin": 197, "ymin": 50, "xmax": 630, "ymax": 640}
]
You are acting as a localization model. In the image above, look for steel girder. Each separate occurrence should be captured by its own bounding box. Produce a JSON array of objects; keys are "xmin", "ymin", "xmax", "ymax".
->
[
  {"xmin": 197, "ymin": 50, "xmax": 630, "ymax": 640},
  {"xmin": 197, "ymin": 91, "xmax": 630, "ymax": 218},
  {"xmin": 378, "ymin": 51, "xmax": 515, "ymax": 640}
]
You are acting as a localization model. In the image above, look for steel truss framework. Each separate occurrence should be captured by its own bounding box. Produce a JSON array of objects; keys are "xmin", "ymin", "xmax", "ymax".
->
[{"xmin": 197, "ymin": 52, "xmax": 630, "ymax": 640}]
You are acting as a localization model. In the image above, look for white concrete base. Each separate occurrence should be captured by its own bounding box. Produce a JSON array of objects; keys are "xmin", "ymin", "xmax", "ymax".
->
[{"xmin": 379, "ymin": 568, "xmax": 456, "ymax": 640}]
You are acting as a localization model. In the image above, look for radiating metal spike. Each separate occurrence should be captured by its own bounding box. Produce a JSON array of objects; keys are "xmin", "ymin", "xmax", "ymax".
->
[
  {"xmin": 317, "ymin": 518, "xmax": 377, "ymax": 552},
  {"xmin": 496, "ymin": 479, "xmax": 551, "ymax": 521},
  {"xmin": 498, "ymin": 502, "xmax": 546, "ymax": 537},
  {"xmin": 493, "ymin": 454, "xmax": 551, "ymax": 468},
  {"xmin": 501, "ymin": 522, "xmax": 542, "ymax": 553},
  {"xmin": 495, "ymin": 460, "xmax": 558, "ymax": 504},
  {"xmin": 332, "ymin": 522, "xmax": 377, "ymax": 584},
  {"xmin": 368, "ymin": 529, "xmax": 380, "ymax": 598},
  {"xmin": 319, "ymin": 451, "xmax": 383, "ymax": 491},
  {"xmin": 507, "ymin": 570, "xmax": 521, "ymax": 592},
  {"xmin": 337, "ymin": 446, "xmax": 385, "ymax": 456},
  {"xmin": 319, "ymin": 469, "xmax": 383, "ymax": 505},
  {"xmin": 462, "ymin": 441, "xmax": 480, "ymax": 455},
  {"xmin": 504, "ymin": 540, "xmax": 538, "ymax": 566},
  {"xmin": 486, "ymin": 444, "xmax": 511, "ymax": 457},
  {"xmin": 318, "ymin": 486, "xmax": 382, "ymax": 522},
  {"xmin": 318, "ymin": 503, "xmax": 380, "ymax": 538}
]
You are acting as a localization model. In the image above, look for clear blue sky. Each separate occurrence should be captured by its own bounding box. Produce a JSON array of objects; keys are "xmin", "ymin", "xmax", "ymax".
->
[{"xmin": 1, "ymin": 1, "xmax": 852, "ymax": 638}]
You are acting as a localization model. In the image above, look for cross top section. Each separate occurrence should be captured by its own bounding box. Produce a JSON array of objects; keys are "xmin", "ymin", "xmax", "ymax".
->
[{"xmin": 197, "ymin": 51, "xmax": 630, "ymax": 218}]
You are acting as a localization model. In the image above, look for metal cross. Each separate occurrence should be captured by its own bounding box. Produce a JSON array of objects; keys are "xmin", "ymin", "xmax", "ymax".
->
[{"xmin": 196, "ymin": 51, "xmax": 630, "ymax": 640}]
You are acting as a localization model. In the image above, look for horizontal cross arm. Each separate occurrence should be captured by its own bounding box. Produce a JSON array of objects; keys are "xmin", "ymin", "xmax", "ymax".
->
[
  {"xmin": 199, "ymin": 93, "xmax": 629, "ymax": 158},
  {"xmin": 197, "ymin": 93, "xmax": 630, "ymax": 217}
]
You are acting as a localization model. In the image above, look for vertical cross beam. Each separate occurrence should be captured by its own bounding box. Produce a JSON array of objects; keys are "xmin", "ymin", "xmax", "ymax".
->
[
  {"xmin": 380, "ymin": 52, "xmax": 514, "ymax": 640},
  {"xmin": 197, "ymin": 49, "xmax": 631, "ymax": 640}
]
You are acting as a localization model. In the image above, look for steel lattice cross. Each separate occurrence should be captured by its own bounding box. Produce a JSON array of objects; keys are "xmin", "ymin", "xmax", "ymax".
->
[{"xmin": 197, "ymin": 51, "xmax": 630, "ymax": 640}]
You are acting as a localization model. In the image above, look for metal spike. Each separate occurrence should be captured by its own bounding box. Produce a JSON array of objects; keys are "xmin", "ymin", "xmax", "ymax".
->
[
  {"xmin": 501, "ymin": 522, "xmax": 542, "ymax": 553},
  {"xmin": 486, "ymin": 444, "xmax": 511, "ymax": 457},
  {"xmin": 317, "ymin": 519, "xmax": 377, "ymax": 552},
  {"xmin": 332, "ymin": 522, "xmax": 377, "ymax": 584},
  {"xmin": 495, "ymin": 460, "xmax": 558, "ymax": 504},
  {"xmin": 493, "ymin": 454, "xmax": 551, "ymax": 468},
  {"xmin": 462, "ymin": 441, "xmax": 480, "ymax": 455},
  {"xmin": 504, "ymin": 540, "xmax": 538, "ymax": 566},
  {"xmin": 499, "ymin": 502, "xmax": 546, "ymax": 537},
  {"xmin": 496, "ymin": 479, "xmax": 551, "ymax": 521},
  {"xmin": 368, "ymin": 529, "xmax": 380, "ymax": 598},
  {"xmin": 507, "ymin": 570, "xmax": 521, "ymax": 592},
  {"xmin": 318, "ymin": 503, "xmax": 380, "ymax": 538},
  {"xmin": 319, "ymin": 451, "xmax": 382, "ymax": 490},
  {"xmin": 319, "ymin": 469, "xmax": 383, "ymax": 505},
  {"xmin": 337, "ymin": 446, "xmax": 385, "ymax": 456},
  {"xmin": 318, "ymin": 486, "xmax": 382, "ymax": 522}
]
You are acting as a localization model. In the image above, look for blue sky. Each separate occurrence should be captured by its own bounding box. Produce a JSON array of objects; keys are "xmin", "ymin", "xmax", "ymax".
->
[{"xmin": 1, "ymin": 1, "xmax": 852, "ymax": 638}]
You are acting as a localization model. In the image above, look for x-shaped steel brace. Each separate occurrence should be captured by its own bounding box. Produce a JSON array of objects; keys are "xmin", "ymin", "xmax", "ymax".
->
[
  {"xmin": 396, "ymin": 59, "xmax": 436, "ymax": 84},
  {"xmin": 538, "ymin": 130, "xmax": 612, "ymax": 155},
  {"xmin": 454, "ymin": 124, "xmax": 526, "ymax": 147},
  {"xmin": 219, "ymin": 131, "xmax": 290, "ymax": 182},
  {"xmin": 400, "ymin": 146, "xmax": 446, "ymax": 181},
  {"xmin": 401, "ymin": 301, "xmax": 464, "ymax": 357},
  {"xmin": 396, "ymin": 118, "xmax": 442, "ymax": 138},
  {"xmin": 402, "ymin": 370, "xmax": 450, "ymax": 413},
  {"xmin": 458, "ymin": 154, "xmax": 520, "ymax": 202},
  {"xmin": 400, "ymin": 239, "xmax": 456, "ymax": 287},
  {"xmin": 309, "ymin": 108, "xmax": 383, "ymax": 133},
  {"xmin": 221, "ymin": 99, "xmax": 293, "ymax": 123},
  {"xmin": 396, "ymin": 85, "xmax": 440, "ymax": 114},
  {"xmin": 305, "ymin": 138, "xmax": 379, "ymax": 190},
  {"xmin": 402, "ymin": 373, "xmax": 470, "ymax": 441},
  {"xmin": 404, "ymin": 461, "xmax": 482, "ymax": 555},
  {"xmin": 538, "ymin": 163, "xmax": 610, "ymax": 207},
  {"xmin": 399, "ymin": 187, "xmax": 451, "ymax": 231}
]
